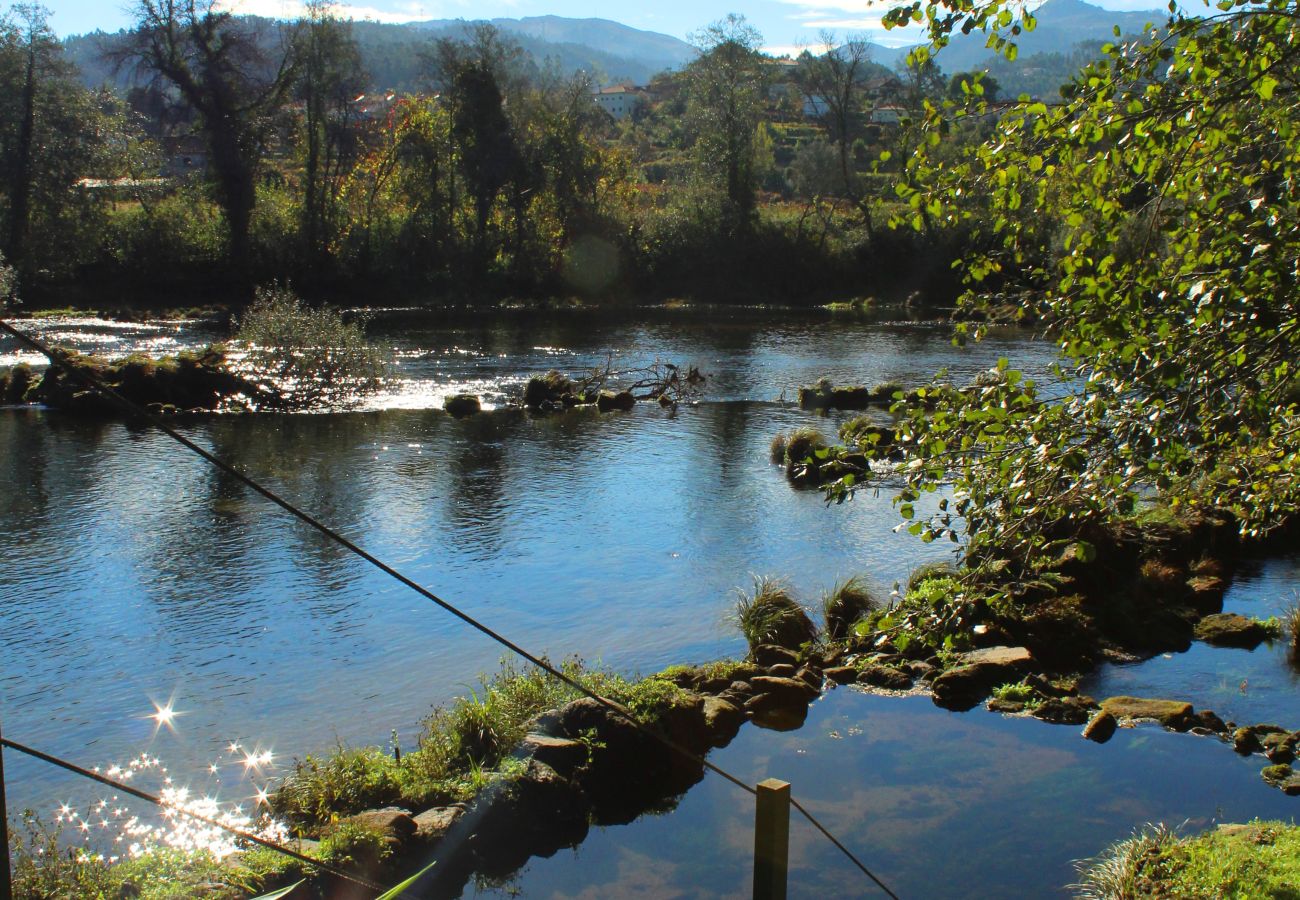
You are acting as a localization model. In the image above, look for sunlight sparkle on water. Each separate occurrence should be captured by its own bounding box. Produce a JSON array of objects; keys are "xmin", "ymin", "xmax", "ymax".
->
[
  {"xmin": 52, "ymin": 742, "xmax": 289, "ymax": 864},
  {"xmin": 150, "ymin": 702, "xmax": 178, "ymax": 730}
]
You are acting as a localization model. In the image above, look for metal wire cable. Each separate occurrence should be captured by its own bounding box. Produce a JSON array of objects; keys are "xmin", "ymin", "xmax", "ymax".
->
[
  {"xmin": 790, "ymin": 796, "xmax": 901, "ymax": 900},
  {"xmin": 0, "ymin": 736, "xmax": 387, "ymax": 894},
  {"xmin": 0, "ymin": 316, "xmax": 901, "ymax": 897}
]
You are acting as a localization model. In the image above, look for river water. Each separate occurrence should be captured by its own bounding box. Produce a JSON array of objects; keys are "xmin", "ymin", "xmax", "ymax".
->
[{"xmin": 1, "ymin": 307, "xmax": 1295, "ymax": 896}]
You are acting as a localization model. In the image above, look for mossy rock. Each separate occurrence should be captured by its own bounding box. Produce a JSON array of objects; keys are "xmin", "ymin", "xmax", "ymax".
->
[
  {"xmin": 523, "ymin": 370, "xmax": 575, "ymax": 408},
  {"xmin": 443, "ymin": 393, "xmax": 482, "ymax": 417},
  {"xmin": 797, "ymin": 386, "xmax": 832, "ymax": 409},
  {"xmin": 596, "ymin": 390, "xmax": 635, "ymax": 412},
  {"xmin": 1100, "ymin": 696, "xmax": 1195, "ymax": 729},
  {"xmin": 829, "ymin": 386, "xmax": 871, "ymax": 409},
  {"xmin": 1194, "ymin": 613, "xmax": 1270, "ymax": 649}
]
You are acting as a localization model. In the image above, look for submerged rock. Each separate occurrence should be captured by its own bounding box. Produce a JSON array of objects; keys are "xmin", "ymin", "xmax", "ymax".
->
[{"xmin": 1261, "ymin": 763, "xmax": 1300, "ymax": 795}]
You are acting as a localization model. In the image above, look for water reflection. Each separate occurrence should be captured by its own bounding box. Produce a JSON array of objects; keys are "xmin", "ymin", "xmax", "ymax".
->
[{"xmin": 479, "ymin": 690, "xmax": 1300, "ymax": 899}]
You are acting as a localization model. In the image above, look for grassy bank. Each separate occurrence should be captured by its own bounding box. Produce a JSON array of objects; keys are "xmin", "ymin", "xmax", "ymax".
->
[{"xmin": 1075, "ymin": 820, "xmax": 1300, "ymax": 899}]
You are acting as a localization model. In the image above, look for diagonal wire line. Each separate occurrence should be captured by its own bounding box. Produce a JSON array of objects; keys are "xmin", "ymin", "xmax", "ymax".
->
[
  {"xmin": 0, "ymin": 316, "xmax": 901, "ymax": 897},
  {"xmin": 0, "ymin": 736, "xmax": 388, "ymax": 894},
  {"xmin": 790, "ymin": 795, "xmax": 901, "ymax": 900}
]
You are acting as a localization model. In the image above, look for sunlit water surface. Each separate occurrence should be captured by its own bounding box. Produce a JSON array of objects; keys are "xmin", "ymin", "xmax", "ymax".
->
[{"xmin": 1, "ymin": 307, "xmax": 1295, "ymax": 895}]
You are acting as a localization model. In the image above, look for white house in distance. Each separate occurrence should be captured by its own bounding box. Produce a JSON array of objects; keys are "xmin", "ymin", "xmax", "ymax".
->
[{"xmin": 593, "ymin": 84, "xmax": 642, "ymax": 120}]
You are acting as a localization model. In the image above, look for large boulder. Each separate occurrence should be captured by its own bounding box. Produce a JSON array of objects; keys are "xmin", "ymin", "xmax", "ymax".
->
[
  {"xmin": 748, "ymin": 675, "xmax": 819, "ymax": 702},
  {"xmin": 1100, "ymin": 696, "xmax": 1196, "ymax": 730},
  {"xmin": 930, "ymin": 646, "xmax": 1033, "ymax": 710},
  {"xmin": 519, "ymin": 733, "xmax": 588, "ymax": 776},
  {"xmin": 412, "ymin": 806, "xmax": 464, "ymax": 845},
  {"xmin": 341, "ymin": 807, "xmax": 416, "ymax": 850},
  {"xmin": 701, "ymin": 697, "xmax": 745, "ymax": 747},
  {"xmin": 752, "ymin": 645, "xmax": 801, "ymax": 668},
  {"xmin": 1031, "ymin": 696, "xmax": 1095, "ymax": 726},
  {"xmin": 461, "ymin": 760, "xmax": 590, "ymax": 875},
  {"xmin": 856, "ymin": 665, "xmax": 914, "ymax": 691}
]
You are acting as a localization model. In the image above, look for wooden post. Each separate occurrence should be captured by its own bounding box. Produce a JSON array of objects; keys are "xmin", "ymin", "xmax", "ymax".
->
[
  {"xmin": 753, "ymin": 778, "xmax": 790, "ymax": 900},
  {"xmin": 1, "ymin": 715, "xmax": 11, "ymax": 900}
]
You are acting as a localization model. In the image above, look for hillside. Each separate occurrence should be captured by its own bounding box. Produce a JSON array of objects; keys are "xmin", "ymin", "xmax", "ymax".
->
[{"xmin": 62, "ymin": 14, "xmax": 696, "ymax": 94}]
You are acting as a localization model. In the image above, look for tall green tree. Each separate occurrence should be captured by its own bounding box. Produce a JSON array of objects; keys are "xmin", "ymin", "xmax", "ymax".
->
[
  {"xmin": 121, "ymin": 0, "xmax": 300, "ymax": 279},
  {"xmin": 685, "ymin": 15, "xmax": 767, "ymax": 224},
  {"xmin": 831, "ymin": 0, "xmax": 1300, "ymax": 580}
]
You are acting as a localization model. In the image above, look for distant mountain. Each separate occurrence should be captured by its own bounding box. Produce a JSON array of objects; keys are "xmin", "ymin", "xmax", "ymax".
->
[
  {"xmin": 62, "ymin": 15, "xmax": 696, "ymax": 95},
  {"xmin": 929, "ymin": 0, "xmax": 1169, "ymax": 70}
]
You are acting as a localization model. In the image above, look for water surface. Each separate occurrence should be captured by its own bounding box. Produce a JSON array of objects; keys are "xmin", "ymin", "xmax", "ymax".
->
[{"xmin": 1, "ymin": 307, "xmax": 1295, "ymax": 896}]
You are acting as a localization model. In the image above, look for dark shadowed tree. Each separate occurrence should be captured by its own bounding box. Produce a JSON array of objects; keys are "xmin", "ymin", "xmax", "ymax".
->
[
  {"xmin": 298, "ymin": 0, "xmax": 365, "ymax": 265},
  {"xmin": 429, "ymin": 25, "xmax": 526, "ymax": 275},
  {"xmin": 0, "ymin": 4, "xmax": 60, "ymax": 270},
  {"xmin": 119, "ymin": 0, "xmax": 300, "ymax": 280},
  {"xmin": 797, "ymin": 32, "xmax": 876, "ymax": 233}
]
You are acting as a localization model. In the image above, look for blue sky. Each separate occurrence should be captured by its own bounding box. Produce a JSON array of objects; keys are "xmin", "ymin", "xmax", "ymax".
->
[{"xmin": 40, "ymin": 0, "xmax": 1179, "ymax": 54}]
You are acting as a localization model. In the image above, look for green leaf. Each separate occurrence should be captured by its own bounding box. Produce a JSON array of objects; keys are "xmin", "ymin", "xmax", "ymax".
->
[
  {"xmin": 376, "ymin": 860, "xmax": 439, "ymax": 898},
  {"xmin": 251, "ymin": 883, "xmax": 306, "ymax": 900}
]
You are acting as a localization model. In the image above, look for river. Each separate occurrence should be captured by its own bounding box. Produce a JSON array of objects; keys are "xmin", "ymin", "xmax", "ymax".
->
[{"xmin": 0, "ymin": 306, "xmax": 1294, "ymax": 897}]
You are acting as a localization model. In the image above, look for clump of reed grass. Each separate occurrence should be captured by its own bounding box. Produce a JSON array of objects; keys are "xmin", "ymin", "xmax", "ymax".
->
[
  {"xmin": 783, "ymin": 426, "xmax": 826, "ymax": 465},
  {"xmin": 1072, "ymin": 823, "xmax": 1178, "ymax": 900},
  {"xmin": 769, "ymin": 432, "xmax": 788, "ymax": 464},
  {"xmin": 822, "ymin": 576, "xmax": 879, "ymax": 641},
  {"xmin": 735, "ymin": 576, "xmax": 818, "ymax": 652},
  {"xmin": 1283, "ymin": 600, "xmax": 1300, "ymax": 656}
]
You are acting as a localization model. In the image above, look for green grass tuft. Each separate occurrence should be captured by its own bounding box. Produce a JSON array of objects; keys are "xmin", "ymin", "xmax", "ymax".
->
[
  {"xmin": 783, "ymin": 427, "xmax": 827, "ymax": 465},
  {"xmin": 1282, "ymin": 601, "xmax": 1300, "ymax": 654},
  {"xmin": 735, "ymin": 576, "xmax": 818, "ymax": 652},
  {"xmin": 822, "ymin": 576, "xmax": 878, "ymax": 641},
  {"xmin": 769, "ymin": 432, "xmax": 788, "ymax": 464}
]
